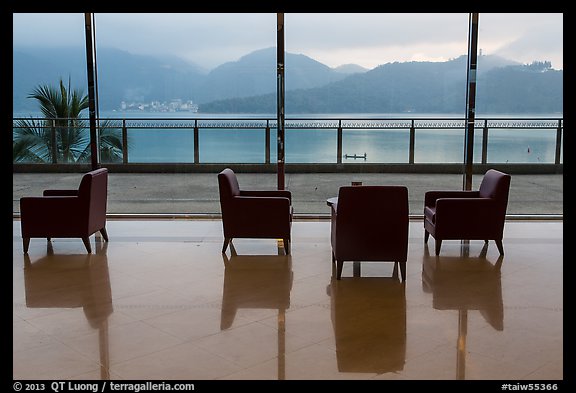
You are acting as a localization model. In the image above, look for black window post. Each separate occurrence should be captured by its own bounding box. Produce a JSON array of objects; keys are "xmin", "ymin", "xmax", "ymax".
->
[
  {"xmin": 277, "ymin": 13, "xmax": 286, "ymax": 190},
  {"xmin": 84, "ymin": 13, "xmax": 100, "ymax": 170},
  {"xmin": 463, "ymin": 13, "xmax": 479, "ymax": 190}
]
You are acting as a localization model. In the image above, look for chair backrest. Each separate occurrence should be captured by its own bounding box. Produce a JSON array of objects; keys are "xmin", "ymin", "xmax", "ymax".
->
[
  {"xmin": 78, "ymin": 168, "xmax": 108, "ymax": 229},
  {"xmin": 478, "ymin": 169, "xmax": 511, "ymax": 204},
  {"xmin": 218, "ymin": 168, "xmax": 240, "ymax": 198},
  {"xmin": 336, "ymin": 186, "xmax": 408, "ymax": 260},
  {"xmin": 218, "ymin": 168, "xmax": 240, "ymax": 214}
]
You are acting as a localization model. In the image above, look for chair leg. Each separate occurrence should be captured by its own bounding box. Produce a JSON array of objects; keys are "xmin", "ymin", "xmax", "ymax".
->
[
  {"xmin": 23, "ymin": 238, "xmax": 30, "ymax": 254},
  {"xmin": 100, "ymin": 227, "xmax": 109, "ymax": 242},
  {"xmin": 392, "ymin": 261, "xmax": 399, "ymax": 278},
  {"xmin": 336, "ymin": 260, "xmax": 344, "ymax": 280},
  {"xmin": 283, "ymin": 238, "xmax": 290, "ymax": 255},
  {"xmin": 222, "ymin": 237, "xmax": 231, "ymax": 253},
  {"xmin": 82, "ymin": 237, "xmax": 92, "ymax": 253},
  {"xmin": 229, "ymin": 241, "xmax": 238, "ymax": 256},
  {"xmin": 331, "ymin": 252, "xmax": 336, "ymax": 264},
  {"xmin": 424, "ymin": 230, "xmax": 430, "ymax": 244},
  {"xmin": 47, "ymin": 240, "xmax": 54, "ymax": 255},
  {"xmin": 435, "ymin": 239, "xmax": 442, "ymax": 256},
  {"xmin": 495, "ymin": 239, "xmax": 504, "ymax": 255},
  {"xmin": 399, "ymin": 261, "xmax": 407, "ymax": 282}
]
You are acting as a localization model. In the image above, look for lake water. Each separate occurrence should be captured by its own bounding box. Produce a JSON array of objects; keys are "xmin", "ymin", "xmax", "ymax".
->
[{"xmin": 13, "ymin": 111, "xmax": 563, "ymax": 164}]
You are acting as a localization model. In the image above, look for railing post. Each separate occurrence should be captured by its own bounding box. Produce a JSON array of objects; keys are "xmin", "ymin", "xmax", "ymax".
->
[
  {"xmin": 409, "ymin": 120, "xmax": 415, "ymax": 164},
  {"xmin": 555, "ymin": 119, "xmax": 562, "ymax": 165},
  {"xmin": 337, "ymin": 120, "xmax": 343, "ymax": 164},
  {"xmin": 265, "ymin": 120, "xmax": 271, "ymax": 164},
  {"xmin": 482, "ymin": 119, "xmax": 488, "ymax": 164},
  {"xmin": 51, "ymin": 119, "xmax": 57, "ymax": 164},
  {"xmin": 194, "ymin": 120, "xmax": 200, "ymax": 164},
  {"xmin": 122, "ymin": 119, "xmax": 128, "ymax": 164}
]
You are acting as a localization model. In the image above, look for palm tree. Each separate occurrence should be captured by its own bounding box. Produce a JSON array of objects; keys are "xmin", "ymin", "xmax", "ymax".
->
[{"xmin": 13, "ymin": 77, "xmax": 123, "ymax": 163}]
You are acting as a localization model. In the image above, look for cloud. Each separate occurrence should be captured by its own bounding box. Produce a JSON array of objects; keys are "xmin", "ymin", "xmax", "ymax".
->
[{"xmin": 13, "ymin": 13, "xmax": 563, "ymax": 70}]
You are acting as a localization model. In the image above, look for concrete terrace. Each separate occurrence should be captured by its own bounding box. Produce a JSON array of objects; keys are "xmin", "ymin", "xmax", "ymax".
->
[{"xmin": 13, "ymin": 172, "xmax": 563, "ymax": 216}]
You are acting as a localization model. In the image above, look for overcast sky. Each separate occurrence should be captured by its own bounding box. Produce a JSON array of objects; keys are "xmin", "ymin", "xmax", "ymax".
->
[{"xmin": 13, "ymin": 13, "xmax": 563, "ymax": 70}]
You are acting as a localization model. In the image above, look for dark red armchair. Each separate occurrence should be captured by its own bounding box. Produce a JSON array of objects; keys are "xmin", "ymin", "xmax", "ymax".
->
[
  {"xmin": 218, "ymin": 168, "xmax": 292, "ymax": 254},
  {"xmin": 330, "ymin": 186, "xmax": 409, "ymax": 281},
  {"xmin": 20, "ymin": 168, "xmax": 109, "ymax": 254},
  {"xmin": 424, "ymin": 169, "xmax": 511, "ymax": 256}
]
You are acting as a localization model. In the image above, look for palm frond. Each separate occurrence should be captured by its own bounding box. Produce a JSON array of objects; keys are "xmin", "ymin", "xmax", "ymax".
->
[
  {"xmin": 99, "ymin": 121, "xmax": 124, "ymax": 163},
  {"xmin": 28, "ymin": 84, "xmax": 60, "ymax": 119},
  {"xmin": 20, "ymin": 77, "xmax": 104, "ymax": 163},
  {"xmin": 12, "ymin": 118, "xmax": 53, "ymax": 162}
]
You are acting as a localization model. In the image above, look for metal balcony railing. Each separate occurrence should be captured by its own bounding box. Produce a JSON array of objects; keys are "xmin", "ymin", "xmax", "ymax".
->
[{"xmin": 12, "ymin": 116, "xmax": 563, "ymax": 170}]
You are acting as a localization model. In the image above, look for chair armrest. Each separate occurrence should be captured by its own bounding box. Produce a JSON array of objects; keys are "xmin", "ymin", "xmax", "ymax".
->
[
  {"xmin": 240, "ymin": 190, "xmax": 292, "ymax": 202},
  {"xmin": 330, "ymin": 201, "xmax": 338, "ymax": 215},
  {"xmin": 425, "ymin": 190, "xmax": 480, "ymax": 207},
  {"xmin": 230, "ymin": 196, "xmax": 292, "ymax": 233},
  {"xmin": 43, "ymin": 189, "xmax": 79, "ymax": 196},
  {"xmin": 233, "ymin": 196, "xmax": 291, "ymax": 212},
  {"xmin": 20, "ymin": 196, "xmax": 82, "ymax": 222},
  {"xmin": 435, "ymin": 198, "xmax": 498, "ymax": 225}
]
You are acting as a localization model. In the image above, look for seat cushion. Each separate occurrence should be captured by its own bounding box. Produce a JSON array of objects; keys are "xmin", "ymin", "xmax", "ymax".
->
[{"xmin": 424, "ymin": 206, "xmax": 436, "ymax": 223}]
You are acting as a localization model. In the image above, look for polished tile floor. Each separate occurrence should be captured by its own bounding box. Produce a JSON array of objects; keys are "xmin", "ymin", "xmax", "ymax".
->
[{"xmin": 13, "ymin": 219, "xmax": 563, "ymax": 380}]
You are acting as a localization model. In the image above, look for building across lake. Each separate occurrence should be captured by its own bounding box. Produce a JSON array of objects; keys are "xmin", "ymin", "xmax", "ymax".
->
[{"xmin": 119, "ymin": 99, "xmax": 199, "ymax": 113}]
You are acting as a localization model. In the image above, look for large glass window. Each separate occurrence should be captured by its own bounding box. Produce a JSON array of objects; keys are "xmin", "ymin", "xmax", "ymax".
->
[
  {"xmin": 13, "ymin": 13, "xmax": 563, "ymax": 216},
  {"xmin": 13, "ymin": 13, "xmax": 89, "ymax": 162},
  {"xmin": 475, "ymin": 13, "xmax": 563, "ymax": 215},
  {"xmin": 285, "ymin": 13, "xmax": 469, "ymax": 214},
  {"xmin": 93, "ymin": 13, "xmax": 276, "ymax": 213},
  {"xmin": 13, "ymin": 13, "xmax": 89, "ymax": 213},
  {"xmin": 13, "ymin": 13, "xmax": 87, "ymax": 117}
]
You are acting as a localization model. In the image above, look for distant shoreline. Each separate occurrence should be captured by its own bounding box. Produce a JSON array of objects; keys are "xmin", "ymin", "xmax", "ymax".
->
[{"xmin": 12, "ymin": 111, "xmax": 563, "ymax": 119}]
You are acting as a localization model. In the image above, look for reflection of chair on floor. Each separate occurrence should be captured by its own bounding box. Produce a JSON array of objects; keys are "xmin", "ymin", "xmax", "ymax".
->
[
  {"xmin": 23, "ymin": 241, "xmax": 113, "ymax": 380},
  {"xmin": 421, "ymin": 243, "xmax": 503, "ymax": 379},
  {"xmin": 329, "ymin": 276, "xmax": 406, "ymax": 374},
  {"xmin": 220, "ymin": 245, "xmax": 293, "ymax": 379}
]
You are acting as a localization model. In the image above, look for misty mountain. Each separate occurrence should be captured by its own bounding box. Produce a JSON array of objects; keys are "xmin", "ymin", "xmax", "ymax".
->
[
  {"xmin": 13, "ymin": 46, "xmax": 561, "ymax": 115},
  {"xmin": 200, "ymin": 56, "xmax": 563, "ymax": 114},
  {"xmin": 13, "ymin": 46, "xmax": 358, "ymax": 111},
  {"xmin": 96, "ymin": 48, "xmax": 207, "ymax": 109},
  {"xmin": 13, "ymin": 46, "xmax": 207, "ymax": 112},
  {"xmin": 193, "ymin": 47, "xmax": 351, "ymax": 103},
  {"xmin": 14, "ymin": 48, "xmax": 88, "ymax": 112},
  {"xmin": 333, "ymin": 64, "xmax": 369, "ymax": 74}
]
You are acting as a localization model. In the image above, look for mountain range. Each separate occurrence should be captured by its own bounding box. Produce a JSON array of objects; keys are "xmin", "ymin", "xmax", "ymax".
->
[{"xmin": 13, "ymin": 46, "xmax": 562, "ymax": 114}]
